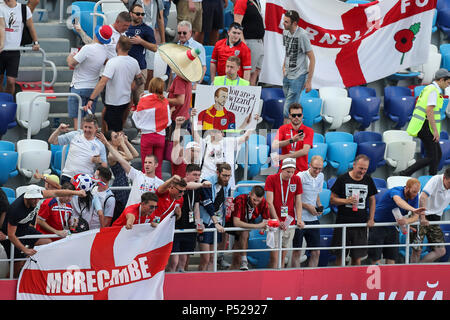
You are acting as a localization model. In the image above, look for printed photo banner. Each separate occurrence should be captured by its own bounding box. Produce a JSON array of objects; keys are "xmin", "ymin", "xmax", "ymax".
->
[
  {"xmin": 260, "ymin": 0, "xmax": 436, "ymax": 87},
  {"xmin": 16, "ymin": 216, "xmax": 175, "ymax": 300},
  {"xmin": 194, "ymin": 84, "xmax": 262, "ymax": 132}
]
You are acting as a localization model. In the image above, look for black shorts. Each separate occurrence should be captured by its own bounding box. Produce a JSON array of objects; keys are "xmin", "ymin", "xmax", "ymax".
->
[
  {"xmin": 104, "ymin": 103, "xmax": 130, "ymax": 132},
  {"xmin": 172, "ymin": 232, "xmax": 197, "ymax": 253},
  {"xmin": 202, "ymin": 0, "xmax": 224, "ymax": 32},
  {"xmin": 0, "ymin": 51, "xmax": 21, "ymax": 78},
  {"xmin": 331, "ymin": 226, "xmax": 368, "ymax": 259},
  {"xmin": 293, "ymin": 220, "xmax": 321, "ymax": 249},
  {"xmin": 368, "ymin": 226, "xmax": 399, "ymax": 261},
  {"xmin": 0, "ymin": 227, "xmax": 42, "ymax": 259}
]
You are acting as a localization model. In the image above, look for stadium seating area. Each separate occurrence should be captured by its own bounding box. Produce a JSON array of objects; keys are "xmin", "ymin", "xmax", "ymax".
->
[{"xmin": 0, "ymin": 0, "xmax": 449, "ymax": 271}]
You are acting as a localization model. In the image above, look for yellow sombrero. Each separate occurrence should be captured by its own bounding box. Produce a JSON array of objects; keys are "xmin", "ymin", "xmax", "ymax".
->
[{"xmin": 158, "ymin": 43, "xmax": 203, "ymax": 83}]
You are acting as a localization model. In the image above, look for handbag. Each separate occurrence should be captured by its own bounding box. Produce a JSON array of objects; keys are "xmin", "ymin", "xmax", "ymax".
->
[{"xmin": 20, "ymin": 4, "xmax": 33, "ymax": 46}]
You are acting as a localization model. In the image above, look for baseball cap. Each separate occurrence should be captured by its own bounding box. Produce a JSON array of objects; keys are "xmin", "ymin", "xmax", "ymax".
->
[
  {"xmin": 43, "ymin": 174, "xmax": 60, "ymax": 185},
  {"xmin": 435, "ymin": 68, "xmax": 450, "ymax": 80},
  {"xmin": 281, "ymin": 157, "xmax": 296, "ymax": 170},
  {"xmin": 186, "ymin": 141, "xmax": 201, "ymax": 149},
  {"xmin": 24, "ymin": 186, "xmax": 44, "ymax": 199},
  {"xmin": 95, "ymin": 25, "xmax": 113, "ymax": 45}
]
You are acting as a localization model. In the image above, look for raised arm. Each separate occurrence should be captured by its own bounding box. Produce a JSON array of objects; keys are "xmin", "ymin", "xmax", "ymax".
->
[{"xmin": 96, "ymin": 132, "xmax": 132, "ymax": 174}]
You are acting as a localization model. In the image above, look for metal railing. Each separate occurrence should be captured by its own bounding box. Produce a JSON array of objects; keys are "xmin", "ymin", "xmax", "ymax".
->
[
  {"xmin": 1, "ymin": 220, "xmax": 449, "ymax": 279},
  {"xmin": 92, "ymin": 0, "xmax": 125, "ymax": 36},
  {"xmin": 26, "ymin": 92, "xmax": 84, "ymax": 139},
  {"xmin": 5, "ymin": 47, "xmax": 57, "ymax": 92}
]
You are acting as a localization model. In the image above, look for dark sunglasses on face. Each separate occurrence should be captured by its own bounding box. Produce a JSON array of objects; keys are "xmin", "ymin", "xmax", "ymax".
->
[
  {"xmin": 290, "ymin": 113, "xmax": 303, "ymax": 118},
  {"xmin": 133, "ymin": 12, "xmax": 145, "ymax": 16},
  {"xmin": 148, "ymin": 205, "xmax": 158, "ymax": 210},
  {"xmin": 178, "ymin": 31, "xmax": 188, "ymax": 35}
]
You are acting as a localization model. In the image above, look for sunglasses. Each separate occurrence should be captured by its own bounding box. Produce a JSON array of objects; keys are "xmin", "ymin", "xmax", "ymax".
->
[
  {"xmin": 132, "ymin": 12, "xmax": 145, "ymax": 16},
  {"xmin": 173, "ymin": 186, "xmax": 185, "ymax": 194},
  {"xmin": 178, "ymin": 31, "xmax": 188, "ymax": 35},
  {"xmin": 148, "ymin": 205, "xmax": 158, "ymax": 210},
  {"xmin": 290, "ymin": 113, "xmax": 303, "ymax": 118}
]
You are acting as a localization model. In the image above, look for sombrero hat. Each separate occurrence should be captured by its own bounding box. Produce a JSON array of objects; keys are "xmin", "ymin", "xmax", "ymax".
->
[{"xmin": 158, "ymin": 43, "xmax": 203, "ymax": 82}]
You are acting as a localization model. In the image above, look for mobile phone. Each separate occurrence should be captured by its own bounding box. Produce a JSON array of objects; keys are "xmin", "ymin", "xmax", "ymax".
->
[
  {"xmin": 316, "ymin": 206, "xmax": 324, "ymax": 213},
  {"xmin": 298, "ymin": 129, "xmax": 304, "ymax": 136}
]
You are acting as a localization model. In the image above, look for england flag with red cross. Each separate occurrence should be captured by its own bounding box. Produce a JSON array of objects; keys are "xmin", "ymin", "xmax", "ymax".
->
[
  {"xmin": 259, "ymin": 0, "xmax": 436, "ymax": 88},
  {"xmin": 16, "ymin": 214, "xmax": 175, "ymax": 300}
]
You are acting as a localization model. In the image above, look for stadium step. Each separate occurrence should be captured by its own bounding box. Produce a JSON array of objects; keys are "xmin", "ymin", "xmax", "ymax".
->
[
  {"xmin": 37, "ymin": 38, "xmax": 71, "ymax": 53},
  {"xmin": 17, "ymin": 66, "xmax": 73, "ymax": 82},
  {"xmin": 20, "ymin": 52, "xmax": 69, "ymax": 67},
  {"xmin": 34, "ymin": 21, "xmax": 77, "ymax": 44}
]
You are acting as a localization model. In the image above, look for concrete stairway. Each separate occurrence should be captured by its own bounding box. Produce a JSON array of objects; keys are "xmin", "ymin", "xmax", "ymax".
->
[{"xmin": 16, "ymin": 20, "xmax": 104, "ymax": 127}]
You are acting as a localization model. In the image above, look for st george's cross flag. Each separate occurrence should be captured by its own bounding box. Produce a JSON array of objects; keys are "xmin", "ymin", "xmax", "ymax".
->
[
  {"xmin": 132, "ymin": 93, "xmax": 172, "ymax": 133},
  {"xmin": 16, "ymin": 214, "xmax": 175, "ymax": 300},
  {"xmin": 259, "ymin": 0, "xmax": 436, "ymax": 88}
]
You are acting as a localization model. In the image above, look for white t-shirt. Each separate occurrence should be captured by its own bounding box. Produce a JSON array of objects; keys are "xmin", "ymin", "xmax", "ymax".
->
[
  {"xmin": 58, "ymin": 131, "xmax": 107, "ymax": 178},
  {"xmin": 422, "ymin": 174, "xmax": 450, "ymax": 217},
  {"xmin": 297, "ymin": 170, "xmax": 324, "ymax": 222},
  {"xmin": 104, "ymin": 24, "xmax": 123, "ymax": 60},
  {"xmin": 200, "ymin": 135, "xmax": 241, "ymax": 190},
  {"xmin": 102, "ymin": 55, "xmax": 141, "ymax": 105},
  {"xmin": 0, "ymin": 3, "xmax": 32, "ymax": 50},
  {"xmin": 126, "ymin": 167, "xmax": 164, "ymax": 207},
  {"xmin": 72, "ymin": 43, "xmax": 108, "ymax": 89}
]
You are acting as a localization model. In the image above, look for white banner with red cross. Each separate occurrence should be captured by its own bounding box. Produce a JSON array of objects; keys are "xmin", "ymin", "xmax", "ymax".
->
[
  {"xmin": 259, "ymin": 0, "xmax": 436, "ymax": 88},
  {"xmin": 16, "ymin": 216, "xmax": 175, "ymax": 300}
]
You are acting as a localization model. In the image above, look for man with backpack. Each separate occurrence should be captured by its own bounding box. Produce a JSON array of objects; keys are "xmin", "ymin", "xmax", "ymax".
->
[{"xmin": 0, "ymin": 0, "xmax": 40, "ymax": 96}]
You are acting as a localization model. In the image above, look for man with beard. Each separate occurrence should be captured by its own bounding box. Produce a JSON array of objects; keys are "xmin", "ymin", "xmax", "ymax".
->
[
  {"xmin": 198, "ymin": 162, "xmax": 232, "ymax": 270},
  {"xmin": 368, "ymin": 178, "xmax": 425, "ymax": 265}
]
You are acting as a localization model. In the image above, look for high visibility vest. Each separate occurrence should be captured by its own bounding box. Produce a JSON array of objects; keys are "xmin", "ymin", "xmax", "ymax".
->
[{"xmin": 406, "ymin": 84, "xmax": 443, "ymax": 137}]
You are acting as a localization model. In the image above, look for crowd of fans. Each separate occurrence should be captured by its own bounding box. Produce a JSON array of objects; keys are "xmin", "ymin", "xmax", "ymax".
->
[{"xmin": 0, "ymin": 0, "xmax": 449, "ymax": 278}]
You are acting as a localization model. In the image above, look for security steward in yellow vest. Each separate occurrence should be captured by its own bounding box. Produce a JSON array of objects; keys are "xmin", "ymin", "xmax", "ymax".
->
[{"xmin": 400, "ymin": 68, "xmax": 450, "ymax": 176}]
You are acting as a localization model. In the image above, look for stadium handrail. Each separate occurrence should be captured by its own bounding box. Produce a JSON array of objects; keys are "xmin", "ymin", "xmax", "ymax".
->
[{"xmin": 1, "ymin": 220, "xmax": 449, "ymax": 279}]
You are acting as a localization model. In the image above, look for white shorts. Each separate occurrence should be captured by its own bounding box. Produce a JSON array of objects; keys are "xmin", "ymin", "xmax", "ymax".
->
[{"xmin": 246, "ymin": 39, "xmax": 264, "ymax": 72}]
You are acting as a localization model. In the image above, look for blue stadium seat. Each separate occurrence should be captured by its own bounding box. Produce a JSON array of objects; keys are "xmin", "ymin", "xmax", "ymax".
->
[
  {"xmin": 300, "ymin": 95, "xmax": 322, "ymax": 127},
  {"xmin": 439, "ymin": 223, "xmax": 450, "ymax": 262},
  {"xmin": 437, "ymin": 8, "xmax": 450, "ymax": 39},
  {"xmin": 438, "ymin": 139, "xmax": 450, "ymax": 171},
  {"xmin": 327, "ymin": 142, "xmax": 357, "ymax": 175},
  {"xmin": 353, "ymin": 131, "xmax": 382, "ymax": 144},
  {"xmin": 418, "ymin": 175, "xmax": 432, "ymax": 191},
  {"xmin": 72, "ymin": 1, "xmax": 103, "ymax": 39},
  {"xmin": 441, "ymin": 44, "xmax": 450, "ymax": 70},
  {"xmin": 440, "ymin": 131, "xmax": 449, "ymax": 140},
  {"xmin": 327, "ymin": 177, "xmax": 336, "ymax": 189},
  {"xmin": 356, "ymin": 141, "xmax": 386, "ymax": 174},
  {"xmin": 261, "ymin": 99, "xmax": 284, "ymax": 130},
  {"xmin": 432, "ymin": 8, "xmax": 438, "ymax": 33},
  {"xmin": 0, "ymin": 151, "xmax": 18, "ymax": 185},
  {"xmin": 383, "ymin": 86, "xmax": 416, "ymax": 129},
  {"xmin": 0, "ymin": 141, "xmax": 15, "ymax": 151},
  {"xmin": 399, "ymin": 232, "xmax": 429, "ymax": 261},
  {"xmin": 319, "ymin": 188, "xmax": 331, "ymax": 216},
  {"xmin": 413, "ymin": 85, "xmax": 426, "ymax": 98},
  {"xmin": 203, "ymin": 54, "xmax": 212, "ymax": 84},
  {"xmin": 308, "ymin": 143, "xmax": 328, "ymax": 167},
  {"xmin": 234, "ymin": 180, "xmax": 265, "ymax": 198},
  {"xmin": 317, "ymin": 228, "xmax": 336, "ymax": 267},
  {"xmin": 1, "ymin": 186, "xmax": 15, "ymax": 204},
  {"xmin": 325, "ymin": 131, "xmax": 353, "ymax": 145},
  {"xmin": 247, "ymin": 229, "xmax": 270, "ymax": 268},
  {"xmin": 0, "ymin": 101, "xmax": 17, "ymax": 134},
  {"xmin": 313, "ymin": 133, "xmax": 325, "ymax": 144},
  {"xmin": 0, "ymin": 93, "xmax": 14, "ymax": 102},
  {"xmin": 261, "ymin": 87, "xmax": 284, "ymax": 104},
  {"xmin": 348, "ymin": 86, "xmax": 381, "ymax": 130},
  {"xmin": 237, "ymin": 135, "xmax": 269, "ymax": 178},
  {"xmin": 204, "ymin": 45, "xmax": 214, "ymax": 57},
  {"xmin": 50, "ymin": 144, "xmax": 69, "ymax": 176},
  {"xmin": 372, "ymin": 177, "xmax": 387, "ymax": 190}
]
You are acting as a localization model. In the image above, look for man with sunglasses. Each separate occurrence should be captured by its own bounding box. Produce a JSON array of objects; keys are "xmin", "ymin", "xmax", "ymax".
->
[
  {"xmin": 210, "ymin": 22, "xmax": 251, "ymax": 83},
  {"xmin": 126, "ymin": 4, "xmax": 157, "ymax": 105},
  {"xmin": 112, "ymin": 192, "xmax": 159, "ymax": 229},
  {"xmin": 292, "ymin": 155, "xmax": 324, "ymax": 267},
  {"xmin": 272, "ymin": 103, "xmax": 314, "ymax": 174},
  {"xmin": 177, "ymin": 20, "xmax": 206, "ymax": 86},
  {"xmin": 282, "ymin": 9, "xmax": 315, "ymax": 120},
  {"xmin": 149, "ymin": 175, "xmax": 187, "ymax": 223}
]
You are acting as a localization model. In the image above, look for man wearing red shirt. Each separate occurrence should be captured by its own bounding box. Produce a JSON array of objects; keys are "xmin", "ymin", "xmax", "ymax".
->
[
  {"xmin": 265, "ymin": 158, "xmax": 304, "ymax": 268},
  {"xmin": 112, "ymin": 192, "xmax": 159, "ymax": 229},
  {"xmin": 36, "ymin": 185, "xmax": 74, "ymax": 241},
  {"xmin": 230, "ymin": 185, "xmax": 269, "ymax": 270},
  {"xmin": 210, "ymin": 22, "xmax": 251, "ymax": 83},
  {"xmin": 272, "ymin": 103, "xmax": 314, "ymax": 174},
  {"xmin": 150, "ymin": 175, "xmax": 186, "ymax": 223}
]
